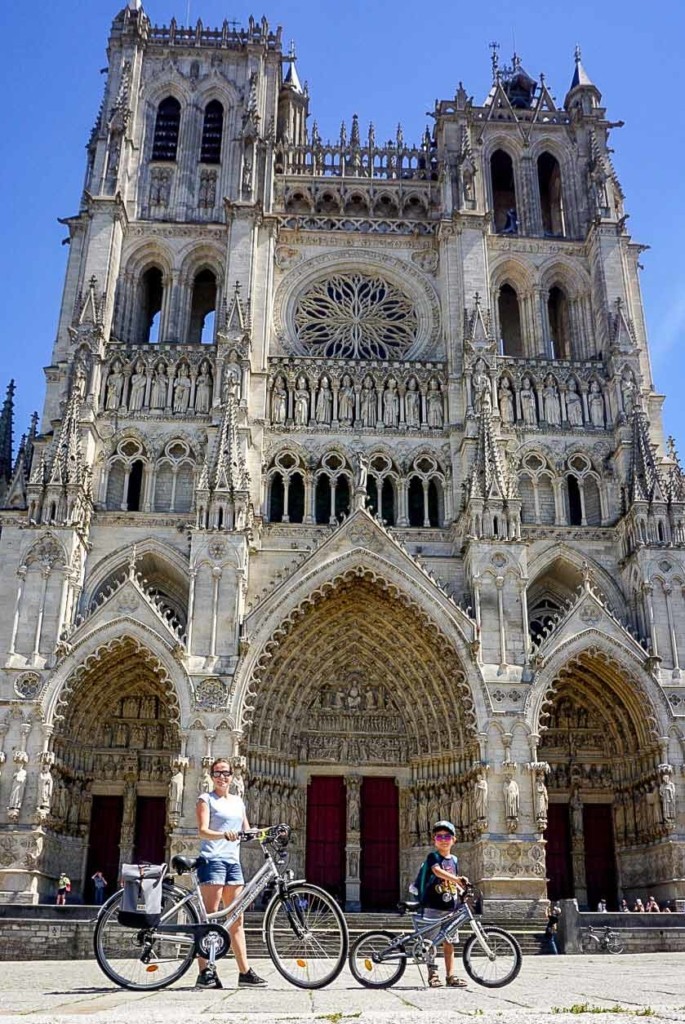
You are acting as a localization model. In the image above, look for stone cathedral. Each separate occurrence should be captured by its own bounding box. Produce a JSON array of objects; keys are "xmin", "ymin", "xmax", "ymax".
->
[{"xmin": 0, "ymin": 0, "xmax": 682, "ymax": 913}]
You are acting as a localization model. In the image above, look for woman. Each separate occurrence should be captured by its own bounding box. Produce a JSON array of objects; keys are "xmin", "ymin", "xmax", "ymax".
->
[{"xmin": 195, "ymin": 757, "xmax": 266, "ymax": 989}]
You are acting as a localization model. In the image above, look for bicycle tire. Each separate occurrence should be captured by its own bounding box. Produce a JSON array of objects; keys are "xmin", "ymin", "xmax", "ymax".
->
[
  {"xmin": 462, "ymin": 925, "xmax": 522, "ymax": 988},
  {"xmin": 606, "ymin": 936, "xmax": 624, "ymax": 954},
  {"xmin": 265, "ymin": 882, "xmax": 348, "ymax": 989},
  {"xmin": 349, "ymin": 930, "xmax": 407, "ymax": 989},
  {"xmin": 94, "ymin": 883, "xmax": 200, "ymax": 990},
  {"xmin": 580, "ymin": 933, "xmax": 597, "ymax": 955}
]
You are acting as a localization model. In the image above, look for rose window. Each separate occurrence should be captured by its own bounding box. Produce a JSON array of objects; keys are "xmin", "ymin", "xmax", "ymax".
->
[{"xmin": 294, "ymin": 273, "xmax": 417, "ymax": 359}]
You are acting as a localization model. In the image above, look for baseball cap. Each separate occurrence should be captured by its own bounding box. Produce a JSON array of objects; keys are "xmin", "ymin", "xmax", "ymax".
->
[{"xmin": 432, "ymin": 820, "xmax": 456, "ymax": 836}]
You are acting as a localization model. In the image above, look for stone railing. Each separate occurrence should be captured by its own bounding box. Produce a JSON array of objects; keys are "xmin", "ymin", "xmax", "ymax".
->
[
  {"xmin": 267, "ymin": 357, "xmax": 447, "ymax": 432},
  {"xmin": 148, "ymin": 16, "xmax": 282, "ymax": 50}
]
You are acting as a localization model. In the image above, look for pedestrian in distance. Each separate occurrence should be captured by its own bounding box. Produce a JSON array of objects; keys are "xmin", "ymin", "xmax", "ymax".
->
[
  {"xmin": 92, "ymin": 871, "xmax": 107, "ymax": 905},
  {"xmin": 545, "ymin": 902, "xmax": 561, "ymax": 954},
  {"xmin": 56, "ymin": 871, "xmax": 71, "ymax": 906}
]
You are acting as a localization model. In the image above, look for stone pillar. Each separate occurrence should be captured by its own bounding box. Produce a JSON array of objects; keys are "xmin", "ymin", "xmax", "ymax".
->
[
  {"xmin": 345, "ymin": 775, "xmax": 361, "ymax": 911},
  {"xmin": 569, "ymin": 787, "xmax": 588, "ymax": 907}
]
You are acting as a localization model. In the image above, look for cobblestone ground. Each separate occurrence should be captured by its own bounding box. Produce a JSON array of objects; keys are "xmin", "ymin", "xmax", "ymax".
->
[{"xmin": 1, "ymin": 954, "xmax": 684, "ymax": 1024}]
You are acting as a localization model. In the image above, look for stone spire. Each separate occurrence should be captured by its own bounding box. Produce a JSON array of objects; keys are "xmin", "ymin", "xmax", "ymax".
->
[
  {"xmin": 565, "ymin": 45, "xmax": 602, "ymax": 110},
  {"xmin": 3, "ymin": 411, "xmax": 38, "ymax": 510},
  {"xmin": 196, "ymin": 375, "xmax": 250, "ymax": 530},
  {"xmin": 467, "ymin": 400, "xmax": 507, "ymax": 501},
  {"xmin": 462, "ymin": 396, "xmax": 520, "ymax": 541},
  {"xmin": 282, "ymin": 40, "xmax": 303, "ymax": 94},
  {"xmin": 629, "ymin": 408, "xmax": 664, "ymax": 504},
  {"xmin": 0, "ymin": 380, "xmax": 15, "ymax": 495}
]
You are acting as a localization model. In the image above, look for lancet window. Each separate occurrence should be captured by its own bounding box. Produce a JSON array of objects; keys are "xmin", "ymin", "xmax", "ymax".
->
[
  {"xmin": 547, "ymin": 285, "xmax": 572, "ymax": 359},
  {"xmin": 152, "ymin": 97, "xmax": 181, "ymax": 162},
  {"xmin": 139, "ymin": 266, "xmax": 164, "ymax": 343},
  {"xmin": 152, "ymin": 441, "xmax": 195, "ymax": 513},
  {"xmin": 490, "ymin": 149, "xmax": 517, "ymax": 233},
  {"xmin": 267, "ymin": 452, "xmax": 306, "ymax": 524},
  {"xmin": 188, "ymin": 269, "xmax": 217, "ymax": 344},
  {"xmin": 498, "ymin": 284, "xmax": 524, "ymax": 357},
  {"xmin": 200, "ymin": 100, "xmax": 224, "ymax": 164},
  {"xmin": 406, "ymin": 455, "xmax": 443, "ymax": 528},
  {"xmin": 315, "ymin": 453, "xmax": 352, "ymax": 524},
  {"xmin": 105, "ymin": 438, "xmax": 149, "ymax": 512},
  {"xmin": 537, "ymin": 152, "xmax": 565, "ymax": 237}
]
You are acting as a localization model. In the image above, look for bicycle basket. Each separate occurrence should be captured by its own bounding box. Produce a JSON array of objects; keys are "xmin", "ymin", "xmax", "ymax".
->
[{"xmin": 117, "ymin": 863, "xmax": 167, "ymax": 929}]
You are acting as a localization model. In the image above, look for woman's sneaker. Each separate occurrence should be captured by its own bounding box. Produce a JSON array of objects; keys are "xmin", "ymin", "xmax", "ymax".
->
[
  {"xmin": 238, "ymin": 968, "xmax": 267, "ymax": 987},
  {"xmin": 195, "ymin": 967, "xmax": 223, "ymax": 989}
]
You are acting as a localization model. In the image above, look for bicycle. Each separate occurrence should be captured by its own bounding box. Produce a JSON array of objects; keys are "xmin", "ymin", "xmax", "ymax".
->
[
  {"xmin": 93, "ymin": 823, "xmax": 348, "ymax": 991},
  {"xmin": 580, "ymin": 925, "xmax": 624, "ymax": 954},
  {"xmin": 349, "ymin": 884, "xmax": 522, "ymax": 989}
]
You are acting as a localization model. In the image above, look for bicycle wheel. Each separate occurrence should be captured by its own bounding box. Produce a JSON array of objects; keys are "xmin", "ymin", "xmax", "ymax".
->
[
  {"xmin": 94, "ymin": 884, "xmax": 200, "ymax": 990},
  {"xmin": 462, "ymin": 925, "xmax": 522, "ymax": 988},
  {"xmin": 265, "ymin": 883, "xmax": 348, "ymax": 989},
  {"xmin": 349, "ymin": 930, "xmax": 406, "ymax": 988},
  {"xmin": 606, "ymin": 935, "xmax": 624, "ymax": 954}
]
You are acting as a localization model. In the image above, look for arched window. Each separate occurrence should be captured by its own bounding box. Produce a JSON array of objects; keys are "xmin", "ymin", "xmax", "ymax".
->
[
  {"xmin": 427, "ymin": 480, "xmax": 440, "ymax": 527},
  {"xmin": 335, "ymin": 476, "xmax": 351, "ymax": 519},
  {"xmin": 152, "ymin": 97, "xmax": 181, "ymax": 162},
  {"xmin": 567, "ymin": 475, "xmax": 582, "ymax": 526},
  {"xmin": 367, "ymin": 477, "xmax": 379, "ymax": 516},
  {"xmin": 548, "ymin": 285, "xmax": 572, "ymax": 359},
  {"xmin": 537, "ymin": 152, "xmax": 564, "ymax": 236},
  {"xmin": 106, "ymin": 462, "xmax": 126, "ymax": 510},
  {"xmin": 315, "ymin": 476, "xmax": 331, "ymax": 524},
  {"xmin": 188, "ymin": 269, "xmax": 217, "ymax": 344},
  {"xmin": 498, "ymin": 284, "xmax": 523, "ymax": 357},
  {"xmin": 288, "ymin": 472, "xmax": 305, "ymax": 523},
  {"xmin": 381, "ymin": 478, "xmax": 395, "ymax": 526},
  {"xmin": 127, "ymin": 460, "xmax": 144, "ymax": 512},
  {"xmin": 140, "ymin": 267, "xmax": 163, "ymax": 343},
  {"xmin": 269, "ymin": 473, "xmax": 285, "ymax": 522},
  {"xmin": 200, "ymin": 100, "xmax": 224, "ymax": 164},
  {"xmin": 490, "ymin": 149, "xmax": 517, "ymax": 234}
]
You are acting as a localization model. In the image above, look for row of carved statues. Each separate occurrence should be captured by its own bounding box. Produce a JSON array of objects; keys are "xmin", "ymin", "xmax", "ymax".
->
[
  {"xmin": 269, "ymin": 372, "xmax": 446, "ymax": 429},
  {"xmin": 104, "ymin": 357, "xmax": 215, "ymax": 415}
]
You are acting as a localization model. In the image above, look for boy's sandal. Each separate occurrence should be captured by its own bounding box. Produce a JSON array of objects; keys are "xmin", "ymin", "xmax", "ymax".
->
[
  {"xmin": 446, "ymin": 975, "xmax": 467, "ymax": 988},
  {"xmin": 428, "ymin": 971, "xmax": 443, "ymax": 988}
]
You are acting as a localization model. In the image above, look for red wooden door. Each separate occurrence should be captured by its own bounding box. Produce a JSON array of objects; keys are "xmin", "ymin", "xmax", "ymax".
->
[
  {"xmin": 306, "ymin": 776, "xmax": 346, "ymax": 902},
  {"xmin": 545, "ymin": 803, "xmax": 573, "ymax": 901},
  {"xmin": 85, "ymin": 795, "xmax": 123, "ymax": 902},
  {"xmin": 360, "ymin": 777, "xmax": 399, "ymax": 910},
  {"xmin": 583, "ymin": 804, "xmax": 618, "ymax": 910},
  {"xmin": 134, "ymin": 796, "xmax": 167, "ymax": 864}
]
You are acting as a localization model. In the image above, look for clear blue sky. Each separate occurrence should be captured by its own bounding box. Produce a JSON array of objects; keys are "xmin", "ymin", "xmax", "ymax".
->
[{"xmin": 1, "ymin": 1, "xmax": 683, "ymax": 453}]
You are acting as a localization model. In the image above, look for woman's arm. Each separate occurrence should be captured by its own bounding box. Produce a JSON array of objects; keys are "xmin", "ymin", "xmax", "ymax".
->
[{"xmin": 196, "ymin": 797, "xmax": 239, "ymax": 841}]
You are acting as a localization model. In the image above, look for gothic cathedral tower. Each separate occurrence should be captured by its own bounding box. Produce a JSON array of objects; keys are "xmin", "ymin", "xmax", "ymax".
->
[{"xmin": 0, "ymin": 5, "xmax": 682, "ymax": 912}]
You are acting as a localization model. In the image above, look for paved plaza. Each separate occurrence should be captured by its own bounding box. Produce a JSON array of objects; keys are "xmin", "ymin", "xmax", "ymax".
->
[{"xmin": 1, "ymin": 954, "xmax": 684, "ymax": 1024}]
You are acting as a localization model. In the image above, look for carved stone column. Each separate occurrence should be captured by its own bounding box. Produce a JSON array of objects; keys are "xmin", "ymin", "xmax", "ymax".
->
[{"xmin": 345, "ymin": 775, "xmax": 361, "ymax": 911}]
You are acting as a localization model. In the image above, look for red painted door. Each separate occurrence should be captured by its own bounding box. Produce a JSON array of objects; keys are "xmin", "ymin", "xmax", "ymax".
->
[
  {"xmin": 545, "ymin": 803, "xmax": 573, "ymax": 901},
  {"xmin": 360, "ymin": 777, "xmax": 399, "ymax": 910},
  {"xmin": 85, "ymin": 795, "xmax": 123, "ymax": 903},
  {"xmin": 306, "ymin": 776, "xmax": 346, "ymax": 902},
  {"xmin": 134, "ymin": 796, "xmax": 167, "ymax": 864},
  {"xmin": 583, "ymin": 804, "xmax": 618, "ymax": 910}
]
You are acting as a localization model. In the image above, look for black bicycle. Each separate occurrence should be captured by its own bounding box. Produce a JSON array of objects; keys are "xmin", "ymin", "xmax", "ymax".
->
[
  {"xmin": 580, "ymin": 925, "xmax": 624, "ymax": 954},
  {"xmin": 93, "ymin": 824, "xmax": 348, "ymax": 990},
  {"xmin": 349, "ymin": 884, "xmax": 522, "ymax": 989}
]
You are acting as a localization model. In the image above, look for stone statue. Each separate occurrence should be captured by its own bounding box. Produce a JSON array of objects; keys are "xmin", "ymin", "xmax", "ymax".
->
[
  {"xmin": 348, "ymin": 782, "xmax": 360, "ymax": 832},
  {"xmin": 589, "ymin": 381, "xmax": 605, "ymax": 427},
  {"xmin": 520, "ymin": 376, "xmax": 537, "ymax": 426},
  {"xmin": 294, "ymin": 376, "xmax": 309, "ymax": 426},
  {"xmin": 338, "ymin": 375, "xmax": 355, "ymax": 425},
  {"xmin": 105, "ymin": 360, "xmax": 125, "ymax": 411},
  {"xmin": 427, "ymin": 378, "xmax": 444, "ymax": 428},
  {"xmin": 473, "ymin": 360, "xmax": 491, "ymax": 414},
  {"xmin": 354, "ymin": 452, "xmax": 369, "ymax": 496},
  {"xmin": 8, "ymin": 762, "xmax": 27, "ymax": 812},
  {"xmin": 150, "ymin": 363, "xmax": 168, "ymax": 410},
  {"xmin": 660, "ymin": 770, "xmax": 676, "ymax": 823},
  {"xmin": 498, "ymin": 377, "xmax": 515, "ymax": 424},
  {"xmin": 535, "ymin": 775, "xmax": 549, "ymax": 821},
  {"xmin": 315, "ymin": 376, "xmax": 333, "ymax": 425},
  {"xmin": 383, "ymin": 378, "xmax": 399, "ymax": 427},
  {"xmin": 168, "ymin": 764, "xmax": 185, "ymax": 817},
  {"xmin": 542, "ymin": 375, "xmax": 561, "ymax": 426},
  {"xmin": 502, "ymin": 207, "xmax": 518, "ymax": 234},
  {"xmin": 473, "ymin": 770, "xmax": 488, "ymax": 821},
  {"xmin": 405, "ymin": 377, "xmax": 420, "ymax": 427},
  {"xmin": 271, "ymin": 376, "xmax": 287, "ymax": 425},
  {"xmin": 229, "ymin": 757, "xmax": 246, "ymax": 800},
  {"xmin": 195, "ymin": 361, "xmax": 212, "ymax": 414},
  {"xmin": 172, "ymin": 365, "xmax": 191, "ymax": 414},
  {"xmin": 570, "ymin": 787, "xmax": 583, "ymax": 835},
  {"xmin": 417, "ymin": 790, "xmax": 429, "ymax": 837},
  {"xmin": 503, "ymin": 777, "xmax": 519, "ymax": 819},
  {"xmin": 38, "ymin": 765, "xmax": 54, "ymax": 810},
  {"xmin": 198, "ymin": 760, "xmax": 212, "ymax": 794},
  {"xmin": 622, "ymin": 370, "xmax": 636, "ymax": 417},
  {"xmin": 566, "ymin": 378, "xmax": 584, "ymax": 426},
  {"xmin": 360, "ymin": 377, "xmax": 376, "ymax": 428},
  {"xmin": 129, "ymin": 361, "xmax": 147, "ymax": 412}
]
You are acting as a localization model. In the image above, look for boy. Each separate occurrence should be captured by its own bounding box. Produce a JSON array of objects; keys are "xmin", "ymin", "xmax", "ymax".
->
[{"xmin": 417, "ymin": 820, "xmax": 468, "ymax": 988}]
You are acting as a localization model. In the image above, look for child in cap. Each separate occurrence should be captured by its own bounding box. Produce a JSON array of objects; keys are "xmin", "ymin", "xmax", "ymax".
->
[{"xmin": 417, "ymin": 820, "xmax": 468, "ymax": 988}]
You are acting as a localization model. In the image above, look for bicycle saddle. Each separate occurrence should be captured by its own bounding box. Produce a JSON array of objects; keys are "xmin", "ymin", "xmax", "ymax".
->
[
  {"xmin": 171, "ymin": 855, "xmax": 198, "ymax": 875},
  {"xmin": 397, "ymin": 900, "xmax": 421, "ymax": 915}
]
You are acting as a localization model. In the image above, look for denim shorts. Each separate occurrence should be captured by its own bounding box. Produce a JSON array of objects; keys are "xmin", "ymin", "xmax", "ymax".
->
[{"xmin": 196, "ymin": 858, "xmax": 244, "ymax": 886}]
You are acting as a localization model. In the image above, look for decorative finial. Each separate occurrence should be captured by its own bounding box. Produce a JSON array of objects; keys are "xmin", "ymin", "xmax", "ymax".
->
[
  {"xmin": 128, "ymin": 544, "xmax": 138, "ymax": 580},
  {"xmin": 490, "ymin": 41, "xmax": 500, "ymax": 82},
  {"xmin": 574, "ymin": 44, "xmax": 582, "ymax": 64},
  {"xmin": 289, "ymin": 39, "xmax": 296, "ymax": 59}
]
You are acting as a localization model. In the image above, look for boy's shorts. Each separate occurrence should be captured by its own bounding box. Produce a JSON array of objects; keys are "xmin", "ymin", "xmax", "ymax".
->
[
  {"xmin": 422, "ymin": 907, "xmax": 459, "ymax": 943},
  {"xmin": 196, "ymin": 858, "xmax": 244, "ymax": 886}
]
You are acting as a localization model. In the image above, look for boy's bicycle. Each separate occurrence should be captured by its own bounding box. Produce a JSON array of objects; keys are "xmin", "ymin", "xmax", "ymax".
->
[
  {"xmin": 93, "ymin": 824, "xmax": 348, "ymax": 990},
  {"xmin": 580, "ymin": 925, "xmax": 624, "ymax": 954},
  {"xmin": 349, "ymin": 884, "xmax": 522, "ymax": 989}
]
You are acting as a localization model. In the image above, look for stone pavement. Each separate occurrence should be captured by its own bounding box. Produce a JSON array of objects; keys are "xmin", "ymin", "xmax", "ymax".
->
[{"xmin": 1, "ymin": 954, "xmax": 684, "ymax": 1024}]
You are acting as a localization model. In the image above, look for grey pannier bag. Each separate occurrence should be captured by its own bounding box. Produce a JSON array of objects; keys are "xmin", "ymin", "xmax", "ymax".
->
[{"xmin": 118, "ymin": 863, "xmax": 168, "ymax": 929}]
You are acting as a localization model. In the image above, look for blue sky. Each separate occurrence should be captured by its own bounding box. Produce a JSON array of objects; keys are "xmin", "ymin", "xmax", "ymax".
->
[{"xmin": 0, "ymin": 0, "xmax": 683, "ymax": 452}]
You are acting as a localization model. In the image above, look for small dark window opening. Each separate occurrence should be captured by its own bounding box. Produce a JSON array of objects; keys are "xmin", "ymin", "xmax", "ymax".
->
[
  {"xmin": 127, "ymin": 460, "xmax": 144, "ymax": 512},
  {"xmin": 499, "ymin": 284, "xmax": 524, "ymax": 357},
  {"xmin": 289, "ymin": 473, "xmax": 305, "ymax": 523},
  {"xmin": 152, "ymin": 97, "xmax": 181, "ymax": 162},
  {"xmin": 491, "ymin": 150, "xmax": 517, "ymax": 233},
  {"xmin": 381, "ymin": 478, "xmax": 395, "ymax": 526},
  {"xmin": 427, "ymin": 479, "xmax": 440, "ymax": 527},
  {"xmin": 548, "ymin": 286, "xmax": 572, "ymax": 359},
  {"xmin": 200, "ymin": 100, "xmax": 224, "ymax": 164},
  {"xmin": 493, "ymin": 515, "xmax": 499, "ymax": 537},
  {"xmin": 315, "ymin": 476, "xmax": 331, "ymax": 524},
  {"xmin": 269, "ymin": 473, "xmax": 284, "ymax": 522},
  {"xmin": 408, "ymin": 477, "xmax": 424, "ymax": 527},
  {"xmin": 658, "ymin": 520, "xmax": 665, "ymax": 544},
  {"xmin": 334, "ymin": 476, "xmax": 351, "ymax": 519},
  {"xmin": 217, "ymin": 507, "xmax": 224, "ymax": 529},
  {"xmin": 189, "ymin": 269, "xmax": 217, "ymax": 344},
  {"xmin": 538, "ymin": 152, "xmax": 564, "ymax": 236},
  {"xmin": 567, "ymin": 475, "xmax": 582, "ymax": 526},
  {"xmin": 141, "ymin": 267, "xmax": 163, "ymax": 343},
  {"xmin": 367, "ymin": 478, "xmax": 379, "ymax": 516}
]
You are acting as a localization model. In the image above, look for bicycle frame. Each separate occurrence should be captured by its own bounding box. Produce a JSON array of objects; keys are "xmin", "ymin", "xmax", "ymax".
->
[{"xmin": 377, "ymin": 898, "xmax": 496, "ymax": 965}]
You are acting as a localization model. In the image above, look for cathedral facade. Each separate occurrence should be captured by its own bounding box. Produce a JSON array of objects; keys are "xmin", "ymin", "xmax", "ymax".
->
[{"xmin": 0, "ymin": 1, "xmax": 683, "ymax": 912}]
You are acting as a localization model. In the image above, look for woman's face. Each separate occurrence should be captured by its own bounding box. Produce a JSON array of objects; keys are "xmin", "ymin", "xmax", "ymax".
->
[{"xmin": 211, "ymin": 761, "xmax": 233, "ymax": 795}]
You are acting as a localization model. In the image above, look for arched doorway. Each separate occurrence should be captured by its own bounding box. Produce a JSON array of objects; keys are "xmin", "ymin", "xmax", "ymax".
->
[
  {"xmin": 243, "ymin": 569, "xmax": 479, "ymax": 909},
  {"xmin": 537, "ymin": 649, "xmax": 666, "ymax": 910},
  {"xmin": 50, "ymin": 637, "xmax": 181, "ymax": 902}
]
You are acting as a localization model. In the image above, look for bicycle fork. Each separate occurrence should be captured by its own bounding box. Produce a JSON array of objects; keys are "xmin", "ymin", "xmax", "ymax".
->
[{"xmin": 469, "ymin": 919, "xmax": 496, "ymax": 960}]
